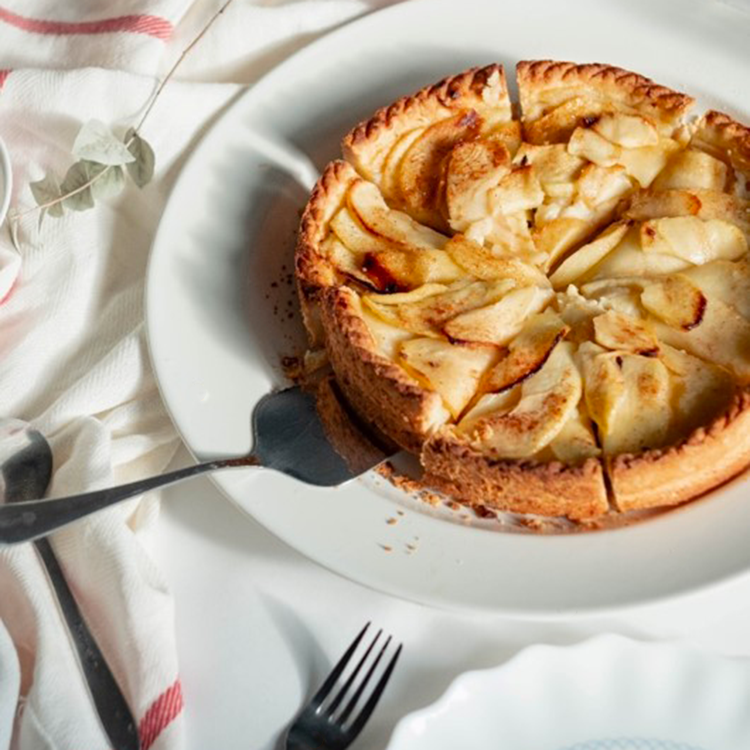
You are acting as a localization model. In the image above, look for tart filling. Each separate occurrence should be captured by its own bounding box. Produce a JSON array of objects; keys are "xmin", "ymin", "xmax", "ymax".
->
[{"xmin": 295, "ymin": 61, "xmax": 750, "ymax": 520}]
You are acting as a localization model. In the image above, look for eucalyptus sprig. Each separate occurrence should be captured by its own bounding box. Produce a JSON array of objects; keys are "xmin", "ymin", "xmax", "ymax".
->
[
  {"xmin": 8, "ymin": 0, "xmax": 235, "ymax": 246},
  {"xmin": 27, "ymin": 123, "xmax": 154, "ymax": 227}
]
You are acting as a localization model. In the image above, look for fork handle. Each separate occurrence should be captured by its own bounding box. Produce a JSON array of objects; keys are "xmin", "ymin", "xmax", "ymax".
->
[
  {"xmin": 35, "ymin": 536, "xmax": 140, "ymax": 750},
  {"xmin": 0, "ymin": 455, "xmax": 259, "ymax": 545}
]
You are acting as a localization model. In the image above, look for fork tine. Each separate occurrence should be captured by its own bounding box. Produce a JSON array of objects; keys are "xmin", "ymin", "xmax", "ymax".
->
[
  {"xmin": 344, "ymin": 642, "xmax": 402, "ymax": 741},
  {"xmin": 325, "ymin": 629, "xmax": 382, "ymax": 717},
  {"xmin": 309, "ymin": 622, "xmax": 370, "ymax": 709},
  {"xmin": 338, "ymin": 635, "xmax": 401, "ymax": 731},
  {"xmin": 336, "ymin": 634, "xmax": 391, "ymax": 726}
]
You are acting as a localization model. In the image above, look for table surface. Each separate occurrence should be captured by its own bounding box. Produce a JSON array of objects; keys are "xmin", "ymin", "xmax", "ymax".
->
[{"xmin": 150, "ymin": 445, "xmax": 750, "ymax": 750}]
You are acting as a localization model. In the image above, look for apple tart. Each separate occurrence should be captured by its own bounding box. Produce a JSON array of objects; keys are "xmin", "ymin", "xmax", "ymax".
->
[{"xmin": 295, "ymin": 61, "xmax": 750, "ymax": 521}]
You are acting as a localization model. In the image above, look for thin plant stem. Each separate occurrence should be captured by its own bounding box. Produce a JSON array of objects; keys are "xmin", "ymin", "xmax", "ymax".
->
[{"xmin": 11, "ymin": 0, "xmax": 236, "ymax": 224}]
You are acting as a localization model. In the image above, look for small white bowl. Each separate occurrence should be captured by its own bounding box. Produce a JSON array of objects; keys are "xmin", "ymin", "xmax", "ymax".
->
[
  {"xmin": 0, "ymin": 134, "xmax": 12, "ymax": 228},
  {"xmin": 387, "ymin": 635, "xmax": 750, "ymax": 750}
]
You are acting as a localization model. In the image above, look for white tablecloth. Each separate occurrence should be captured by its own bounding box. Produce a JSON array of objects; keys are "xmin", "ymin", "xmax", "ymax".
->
[{"xmin": 153, "ymin": 445, "xmax": 750, "ymax": 749}]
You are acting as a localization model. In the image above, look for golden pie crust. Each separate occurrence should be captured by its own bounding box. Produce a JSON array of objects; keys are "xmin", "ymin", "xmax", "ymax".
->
[
  {"xmin": 343, "ymin": 64, "xmax": 512, "ymax": 183},
  {"xmin": 516, "ymin": 60, "xmax": 694, "ymax": 127},
  {"xmin": 294, "ymin": 59, "xmax": 750, "ymax": 522}
]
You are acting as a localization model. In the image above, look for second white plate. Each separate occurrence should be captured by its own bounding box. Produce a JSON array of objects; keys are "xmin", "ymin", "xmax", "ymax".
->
[
  {"xmin": 146, "ymin": 0, "xmax": 750, "ymax": 615},
  {"xmin": 387, "ymin": 636, "xmax": 750, "ymax": 750}
]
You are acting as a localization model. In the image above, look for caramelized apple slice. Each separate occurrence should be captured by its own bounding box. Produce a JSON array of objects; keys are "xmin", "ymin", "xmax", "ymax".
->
[
  {"xmin": 652, "ymin": 295, "xmax": 750, "ymax": 383},
  {"xmin": 466, "ymin": 214, "xmax": 537, "ymax": 258},
  {"xmin": 444, "ymin": 138, "xmax": 511, "ymax": 227},
  {"xmin": 549, "ymin": 221, "xmax": 631, "ymax": 288},
  {"xmin": 640, "ymin": 217, "xmax": 747, "ymax": 264},
  {"xmin": 398, "ymin": 337, "xmax": 498, "ymax": 418},
  {"xmin": 381, "ymin": 129, "xmax": 424, "ymax": 202},
  {"xmin": 361, "ymin": 309, "xmax": 414, "ymax": 359},
  {"xmin": 641, "ymin": 275, "xmax": 707, "ymax": 330},
  {"xmin": 347, "ymin": 180, "xmax": 448, "ymax": 251},
  {"xmin": 593, "ymin": 309, "xmax": 659, "ymax": 356},
  {"xmin": 444, "ymin": 234, "xmax": 548, "ymax": 286},
  {"xmin": 623, "ymin": 189, "xmax": 750, "ymax": 238},
  {"xmin": 523, "ymin": 97, "xmax": 603, "ymax": 144},
  {"xmin": 331, "ymin": 207, "xmax": 394, "ymax": 255},
  {"xmin": 619, "ymin": 142, "xmax": 682, "ymax": 188},
  {"xmin": 586, "ymin": 225, "xmax": 690, "ymax": 279},
  {"xmin": 581, "ymin": 345, "xmax": 672, "ymax": 454},
  {"xmin": 465, "ymin": 342, "xmax": 582, "ymax": 459},
  {"xmin": 578, "ymin": 342, "xmax": 625, "ymax": 443},
  {"xmin": 398, "ymin": 111, "xmax": 482, "ymax": 227},
  {"xmin": 622, "ymin": 188, "xmax": 702, "ymax": 220},
  {"xmin": 362, "ymin": 280, "xmax": 513, "ymax": 338},
  {"xmin": 576, "ymin": 164, "xmax": 633, "ymax": 208},
  {"xmin": 320, "ymin": 235, "xmax": 370, "ymax": 284},
  {"xmin": 487, "ymin": 121, "xmax": 523, "ymax": 156},
  {"xmin": 457, "ymin": 388, "xmax": 522, "ymax": 433},
  {"xmin": 660, "ymin": 343, "xmax": 734, "ymax": 440},
  {"xmin": 682, "ymin": 257, "xmax": 750, "ymax": 319},
  {"xmin": 652, "ymin": 149, "xmax": 730, "ymax": 192},
  {"xmin": 567, "ymin": 127, "xmax": 620, "ymax": 166},
  {"xmin": 514, "ymin": 143, "xmax": 585, "ymax": 186},
  {"xmin": 483, "ymin": 310, "xmax": 569, "ymax": 393},
  {"xmin": 443, "ymin": 285, "xmax": 554, "ymax": 345},
  {"xmin": 532, "ymin": 217, "xmax": 592, "ymax": 268},
  {"xmin": 568, "ymin": 127, "xmax": 680, "ymax": 187},
  {"xmin": 590, "ymin": 112, "xmax": 659, "ymax": 148},
  {"xmin": 359, "ymin": 249, "xmax": 464, "ymax": 291},
  {"xmin": 487, "ymin": 164, "xmax": 545, "ymax": 214},
  {"xmin": 549, "ymin": 408, "xmax": 601, "ymax": 463}
]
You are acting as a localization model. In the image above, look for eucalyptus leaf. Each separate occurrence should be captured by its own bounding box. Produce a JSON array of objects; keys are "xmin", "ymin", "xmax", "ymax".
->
[
  {"xmin": 29, "ymin": 173, "xmax": 64, "ymax": 218},
  {"xmin": 73, "ymin": 119, "xmax": 135, "ymax": 166},
  {"xmin": 124, "ymin": 128, "xmax": 155, "ymax": 188},
  {"xmin": 87, "ymin": 161, "xmax": 125, "ymax": 200},
  {"xmin": 60, "ymin": 161, "xmax": 95, "ymax": 212},
  {"xmin": 8, "ymin": 216, "xmax": 21, "ymax": 253}
]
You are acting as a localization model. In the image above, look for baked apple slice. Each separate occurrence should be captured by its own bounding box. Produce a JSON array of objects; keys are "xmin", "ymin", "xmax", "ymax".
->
[
  {"xmin": 639, "ymin": 216, "xmax": 747, "ymax": 264},
  {"xmin": 444, "ymin": 138, "xmax": 511, "ymax": 228},
  {"xmin": 398, "ymin": 337, "xmax": 499, "ymax": 418},
  {"xmin": 549, "ymin": 220, "xmax": 631, "ymax": 288},
  {"xmin": 646, "ymin": 283, "xmax": 750, "ymax": 382},
  {"xmin": 397, "ymin": 111, "xmax": 482, "ymax": 228},
  {"xmin": 346, "ymin": 180, "xmax": 449, "ymax": 251},
  {"xmin": 660, "ymin": 343, "xmax": 735, "ymax": 441},
  {"xmin": 548, "ymin": 407, "xmax": 601, "ymax": 463},
  {"xmin": 593, "ymin": 309, "xmax": 660, "ymax": 356},
  {"xmin": 581, "ymin": 344, "xmax": 672, "ymax": 455},
  {"xmin": 640, "ymin": 274, "xmax": 707, "ymax": 330},
  {"xmin": 442, "ymin": 285, "xmax": 554, "ymax": 345},
  {"xmin": 362, "ymin": 280, "xmax": 514, "ymax": 337},
  {"xmin": 681, "ymin": 257, "xmax": 750, "ymax": 319},
  {"xmin": 652, "ymin": 149, "xmax": 730, "ymax": 192},
  {"xmin": 464, "ymin": 341, "xmax": 582, "ymax": 459},
  {"xmin": 444, "ymin": 234, "xmax": 547, "ymax": 285},
  {"xmin": 483, "ymin": 309, "xmax": 569, "ymax": 392}
]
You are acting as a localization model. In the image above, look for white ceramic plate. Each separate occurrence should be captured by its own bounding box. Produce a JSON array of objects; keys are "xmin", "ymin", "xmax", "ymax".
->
[
  {"xmin": 387, "ymin": 636, "xmax": 750, "ymax": 750},
  {"xmin": 145, "ymin": 0, "xmax": 750, "ymax": 615}
]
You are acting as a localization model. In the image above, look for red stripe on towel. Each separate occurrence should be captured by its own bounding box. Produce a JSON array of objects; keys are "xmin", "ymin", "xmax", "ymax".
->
[
  {"xmin": 139, "ymin": 679, "xmax": 184, "ymax": 750},
  {"xmin": 0, "ymin": 7, "xmax": 172, "ymax": 40},
  {"xmin": 0, "ymin": 69, "xmax": 10, "ymax": 89}
]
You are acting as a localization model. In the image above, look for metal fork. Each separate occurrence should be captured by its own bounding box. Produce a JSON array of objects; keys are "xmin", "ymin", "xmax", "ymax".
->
[{"xmin": 284, "ymin": 623, "xmax": 402, "ymax": 750}]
